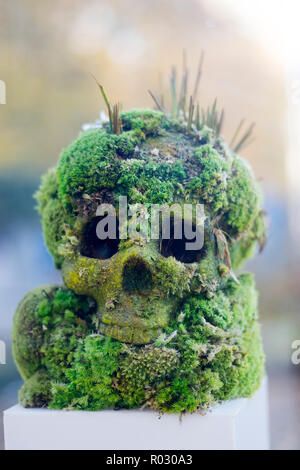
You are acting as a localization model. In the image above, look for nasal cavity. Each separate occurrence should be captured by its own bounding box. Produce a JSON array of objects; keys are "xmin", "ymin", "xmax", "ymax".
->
[{"xmin": 122, "ymin": 257, "xmax": 154, "ymax": 293}]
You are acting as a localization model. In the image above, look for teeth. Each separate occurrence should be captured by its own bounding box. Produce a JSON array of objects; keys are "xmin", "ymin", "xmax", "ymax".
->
[{"xmin": 99, "ymin": 323, "xmax": 158, "ymax": 345}]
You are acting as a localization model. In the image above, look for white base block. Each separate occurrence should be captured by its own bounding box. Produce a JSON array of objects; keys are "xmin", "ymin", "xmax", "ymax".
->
[{"xmin": 4, "ymin": 378, "xmax": 269, "ymax": 450}]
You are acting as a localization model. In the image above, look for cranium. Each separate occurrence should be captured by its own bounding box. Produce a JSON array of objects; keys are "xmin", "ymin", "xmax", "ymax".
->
[{"xmin": 57, "ymin": 122, "xmax": 233, "ymax": 342}]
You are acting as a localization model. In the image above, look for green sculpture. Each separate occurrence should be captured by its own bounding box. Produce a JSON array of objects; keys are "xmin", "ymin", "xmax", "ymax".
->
[{"xmin": 12, "ymin": 71, "xmax": 266, "ymax": 413}]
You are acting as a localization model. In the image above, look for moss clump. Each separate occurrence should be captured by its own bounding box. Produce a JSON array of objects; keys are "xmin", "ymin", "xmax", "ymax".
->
[
  {"xmin": 186, "ymin": 146, "xmax": 262, "ymax": 238},
  {"xmin": 35, "ymin": 168, "xmax": 58, "ymax": 211},
  {"xmin": 37, "ymin": 288, "xmax": 96, "ymax": 382},
  {"xmin": 120, "ymin": 109, "xmax": 166, "ymax": 136},
  {"xmin": 116, "ymin": 346, "xmax": 180, "ymax": 408},
  {"xmin": 155, "ymin": 256, "xmax": 192, "ymax": 297},
  {"xmin": 183, "ymin": 288, "xmax": 232, "ymax": 330},
  {"xmin": 151, "ymin": 273, "xmax": 264, "ymax": 412},
  {"xmin": 117, "ymin": 159, "xmax": 185, "ymax": 205},
  {"xmin": 41, "ymin": 274, "xmax": 264, "ymax": 413},
  {"xmin": 225, "ymin": 155, "xmax": 262, "ymax": 235},
  {"xmin": 19, "ymin": 370, "xmax": 52, "ymax": 408},
  {"xmin": 230, "ymin": 212, "xmax": 266, "ymax": 270},
  {"xmin": 187, "ymin": 144, "xmax": 230, "ymax": 212},
  {"xmin": 35, "ymin": 169, "xmax": 75, "ymax": 269},
  {"xmin": 50, "ymin": 336, "xmax": 122, "ymax": 411},
  {"xmin": 13, "ymin": 286, "xmax": 49, "ymax": 380},
  {"xmin": 57, "ymin": 130, "xmax": 123, "ymax": 208},
  {"xmin": 12, "ymin": 285, "xmax": 97, "ymax": 407}
]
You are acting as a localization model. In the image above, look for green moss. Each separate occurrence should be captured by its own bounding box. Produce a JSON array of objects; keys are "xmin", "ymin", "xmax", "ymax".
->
[
  {"xmin": 185, "ymin": 146, "xmax": 263, "ymax": 239},
  {"xmin": 42, "ymin": 198, "xmax": 74, "ymax": 268},
  {"xmin": 56, "ymin": 120, "xmax": 182, "ymax": 210},
  {"xmin": 120, "ymin": 109, "xmax": 166, "ymax": 136},
  {"xmin": 37, "ymin": 288, "xmax": 96, "ymax": 382},
  {"xmin": 46, "ymin": 273, "xmax": 263, "ymax": 413},
  {"xmin": 182, "ymin": 289, "xmax": 232, "ymax": 330},
  {"xmin": 187, "ymin": 144, "xmax": 230, "ymax": 212},
  {"xmin": 35, "ymin": 112, "xmax": 264, "ymax": 271},
  {"xmin": 225, "ymin": 155, "xmax": 262, "ymax": 234},
  {"xmin": 208, "ymin": 345, "xmax": 241, "ymax": 401},
  {"xmin": 139, "ymin": 161, "xmax": 185, "ymax": 204},
  {"xmin": 36, "ymin": 168, "xmax": 75, "ymax": 269},
  {"xmin": 13, "ymin": 285, "xmax": 96, "ymax": 395},
  {"xmin": 57, "ymin": 130, "xmax": 122, "ymax": 207},
  {"xmin": 117, "ymin": 346, "xmax": 179, "ymax": 408},
  {"xmin": 156, "ymin": 256, "xmax": 192, "ymax": 297},
  {"xmin": 116, "ymin": 159, "xmax": 185, "ymax": 205},
  {"xmin": 50, "ymin": 336, "xmax": 122, "ymax": 411},
  {"xmin": 182, "ymin": 273, "xmax": 258, "ymax": 332},
  {"xmin": 19, "ymin": 369, "xmax": 52, "ymax": 408},
  {"xmin": 13, "ymin": 286, "xmax": 50, "ymax": 380},
  {"xmin": 235, "ymin": 321, "xmax": 265, "ymax": 397},
  {"xmin": 116, "ymin": 159, "xmax": 142, "ymax": 194},
  {"xmin": 230, "ymin": 212, "xmax": 266, "ymax": 269},
  {"xmin": 35, "ymin": 168, "xmax": 58, "ymax": 212},
  {"xmin": 155, "ymin": 369, "xmax": 222, "ymax": 413},
  {"xmin": 153, "ymin": 272, "xmax": 264, "ymax": 412}
]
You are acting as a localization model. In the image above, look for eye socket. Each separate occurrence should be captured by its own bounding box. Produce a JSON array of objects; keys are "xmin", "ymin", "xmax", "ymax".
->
[
  {"xmin": 80, "ymin": 216, "xmax": 120, "ymax": 260},
  {"xmin": 160, "ymin": 217, "xmax": 204, "ymax": 264}
]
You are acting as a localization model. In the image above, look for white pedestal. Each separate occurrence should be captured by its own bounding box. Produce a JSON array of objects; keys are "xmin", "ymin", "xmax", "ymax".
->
[{"xmin": 4, "ymin": 378, "xmax": 269, "ymax": 450}]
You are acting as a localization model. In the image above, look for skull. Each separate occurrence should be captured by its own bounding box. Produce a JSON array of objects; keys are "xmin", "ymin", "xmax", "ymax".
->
[
  {"xmin": 39, "ymin": 110, "xmax": 265, "ymax": 346},
  {"xmin": 10, "ymin": 106, "xmax": 268, "ymax": 413}
]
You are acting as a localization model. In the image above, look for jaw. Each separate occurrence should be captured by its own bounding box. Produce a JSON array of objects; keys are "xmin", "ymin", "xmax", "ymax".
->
[
  {"xmin": 97, "ymin": 294, "xmax": 179, "ymax": 345},
  {"xmin": 99, "ymin": 322, "xmax": 160, "ymax": 344}
]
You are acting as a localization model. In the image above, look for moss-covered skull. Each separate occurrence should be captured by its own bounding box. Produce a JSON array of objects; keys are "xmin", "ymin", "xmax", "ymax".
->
[{"xmin": 13, "ymin": 109, "xmax": 266, "ymax": 413}]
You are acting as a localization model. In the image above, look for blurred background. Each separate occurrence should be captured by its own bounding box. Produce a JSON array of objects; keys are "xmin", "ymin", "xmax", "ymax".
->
[{"xmin": 0, "ymin": 0, "xmax": 299, "ymax": 450}]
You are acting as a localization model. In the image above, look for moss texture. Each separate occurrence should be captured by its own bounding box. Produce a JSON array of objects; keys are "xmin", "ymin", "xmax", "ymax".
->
[
  {"xmin": 13, "ymin": 109, "xmax": 266, "ymax": 413},
  {"xmin": 36, "ymin": 110, "xmax": 264, "ymax": 270},
  {"xmin": 13, "ymin": 274, "xmax": 263, "ymax": 412}
]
